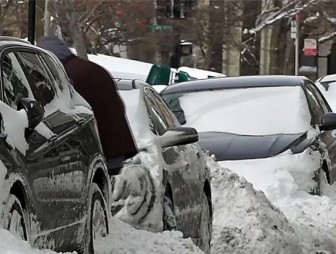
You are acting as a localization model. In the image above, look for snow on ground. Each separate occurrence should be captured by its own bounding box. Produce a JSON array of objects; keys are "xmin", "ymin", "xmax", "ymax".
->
[
  {"xmin": 218, "ymin": 152, "xmax": 336, "ymax": 253},
  {"xmin": 95, "ymin": 217, "xmax": 203, "ymax": 254},
  {"xmin": 0, "ymin": 217, "xmax": 203, "ymax": 254}
]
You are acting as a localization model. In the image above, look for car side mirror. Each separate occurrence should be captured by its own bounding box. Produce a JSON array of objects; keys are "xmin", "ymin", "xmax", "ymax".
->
[
  {"xmin": 159, "ymin": 127, "xmax": 198, "ymax": 148},
  {"xmin": 320, "ymin": 113, "xmax": 336, "ymax": 131},
  {"xmin": 17, "ymin": 98, "xmax": 44, "ymax": 130}
]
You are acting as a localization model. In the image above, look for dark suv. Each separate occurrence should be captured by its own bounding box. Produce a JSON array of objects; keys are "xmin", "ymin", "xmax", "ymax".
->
[{"xmin": 0, "ymin": 37, "xmax": 110, "ymax": 253}]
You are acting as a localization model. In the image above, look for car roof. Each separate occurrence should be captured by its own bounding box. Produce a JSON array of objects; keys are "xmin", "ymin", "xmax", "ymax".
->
[
  {"xmin": 0, "ymin": 36, "xmax": 60, "ymax": 56},
  {"xmin": 160, "ymin": 75, "xmax": 309, "ymax": 95},
  {"xmin": 0, "ymin": 36, "xmax": 32, "ymax": 48}
]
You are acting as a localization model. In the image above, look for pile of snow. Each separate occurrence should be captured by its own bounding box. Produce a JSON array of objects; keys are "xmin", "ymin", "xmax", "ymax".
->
[
  {"xmin": 218, "ymin": 149, "xmax": 321, "ymax": 203},
  {"xmin": 217, "ymin": 147, "xmax": 336, "ymax": 253},
  {"xmin": 0, "ymin": 217, "xmax": 203, "ymax": 254},
  {"xmin": 206, "ymin": 156, "xmax": 303, "ymax": 254},
  {"xmin": 0, "ymin": 229, "xmax": 70, "ymax": 254},
  {"xmin": 95, "ymin": 217, "xmax": 203, "ymax": 254}
]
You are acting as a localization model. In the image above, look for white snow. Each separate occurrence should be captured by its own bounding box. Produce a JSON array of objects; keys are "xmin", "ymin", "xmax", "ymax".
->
[
  {"xmin": 87, "ymin": 53, "xmax": 152, "ymax": 81},
  {"xmin": 177, "ymin": 67, "xmax": 225, "ymax": 79},
  {"xmin": 180, "ymin": 86, "xmax": 312, "ymax": 135}
]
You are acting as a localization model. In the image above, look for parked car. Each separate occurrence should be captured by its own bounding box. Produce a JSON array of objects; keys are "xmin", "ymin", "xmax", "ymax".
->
[
  {"xmin": 315, "ymin": 74, "xmax": 336, "ymax": 112},
  {"xmin": 161, "ymin": 75, "xmax": 336, "ymax": 193},
  {"xmin": 0, "ymin": 37, "xmax": 110, "ymax": 253},
  {"xmin": 112, "ymin": 79, "xmax": 212, "ymax": 253}
]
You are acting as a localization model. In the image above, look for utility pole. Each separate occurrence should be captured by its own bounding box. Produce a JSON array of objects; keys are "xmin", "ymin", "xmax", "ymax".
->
[
  {"xmin": 291, "ymin": 14, "xmax": 300, "ymax": 75},
  {"xmin": 28, "ymin": 0, "xmax": 36, "ymax": 44},
  {"xmin": 295, "ymin": 14, "xmax": 300, "ymax": 75}
]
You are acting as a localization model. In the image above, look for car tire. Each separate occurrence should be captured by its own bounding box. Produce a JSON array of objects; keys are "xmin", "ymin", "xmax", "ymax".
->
[
  {"xmin": 163, "ymin": 194, "xmax": 177, "ymax": 231},
  {"xmin": 199, "ymin": 192, "xmax": 212, "ymax": 254},
  {"xmin": 84, "ymin": 183, "xmax": 109, "ymax": 254},
  {"xmin": 3, "ymin": 194, "xmax": 28, "ymax": 241}
]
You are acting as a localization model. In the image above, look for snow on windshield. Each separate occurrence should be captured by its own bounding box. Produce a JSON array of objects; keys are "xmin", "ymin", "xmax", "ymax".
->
[{"xmin": 179, "ymin": 86, "xmax": 312, "ymax": 135}]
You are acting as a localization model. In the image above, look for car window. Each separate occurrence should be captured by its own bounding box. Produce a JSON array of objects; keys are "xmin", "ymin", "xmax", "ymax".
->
[
  {"xmin": 41, "ymin": 52, "xmax": 73, "ymax": 95},
  {"xmin": 145, "ymin": 88, "xmax": 177, "ymax": 135},
  {"xmin": 304, "ymin": 85, "xmax": 324, "ymax": 125},
  {"xmin": 150, "ymin": 89, "xmax": 179, "ymax": 127},
  {"xmin": 15, "ymin": 51, "xmax": 56, "ymax": 107},
  {"xmin": 2, "ymin": 52, "xmax": 31, "ymax": 109},
  {"xmin": 161, "ymin": 92, "xmax": 186, "ymax": 125},
  {"xmin": 307, "ymin": 82, "xmax": 331, "ymax": 113}
]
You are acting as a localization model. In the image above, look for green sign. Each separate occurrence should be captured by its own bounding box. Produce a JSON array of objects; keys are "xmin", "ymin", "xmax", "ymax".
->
[{"xmin": 149, "ymin": 23, "xmax": 173, "ymax": 31}]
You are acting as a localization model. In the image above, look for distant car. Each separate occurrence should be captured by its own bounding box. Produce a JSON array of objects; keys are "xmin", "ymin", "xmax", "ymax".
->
[
  {"xmin": 161, "ymin": 75, "xmax": 336, "ymax": 193},
  {"xmin": 315, "ymin": 74, "xmax": 336, "ymax": 112},
  {"xmin": 0, "ymin": 37, "xmax": 110, "ymax": 253},
  {"xmin": 112, "ymin": 79, "xmax": 212, "ymax": 253}
]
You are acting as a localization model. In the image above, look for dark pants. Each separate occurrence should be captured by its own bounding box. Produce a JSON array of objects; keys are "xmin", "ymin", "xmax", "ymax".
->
[{"xmin": 106, "ymin": 156, "xmax": 125, "ymax": 175}]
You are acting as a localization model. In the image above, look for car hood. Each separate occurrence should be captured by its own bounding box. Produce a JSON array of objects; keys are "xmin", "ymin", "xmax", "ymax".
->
[{"xmin": 198, "ymin": 132, "xmax": 312, "ymax": 161}]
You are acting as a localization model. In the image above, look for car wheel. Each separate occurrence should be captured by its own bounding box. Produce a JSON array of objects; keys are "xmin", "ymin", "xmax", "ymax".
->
[
  {"xmin": 3, "ymin": 194, "xmax": 28, "ymax": 241},
  {"xmin": 84, "ymin": 183, "xmax": 109, "ymax": 254},
  {"xmin": 163, "ymin": 194, "xmax": 177, "ymax": 231},
  {"xmin": 199, "ymin": 192, "xmax": 212, "ymax": 254}
]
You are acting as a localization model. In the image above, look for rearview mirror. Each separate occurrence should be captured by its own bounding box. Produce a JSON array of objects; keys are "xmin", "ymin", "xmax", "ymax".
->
[
  {"xmin": 159, "ymin": 127, "xmax": 198, "ymax": 148},
  {"xmin": 320, "ymin": 113, "xmax": 336, "ymax": 131},
  {"xmin": 17, "ymin": 98, "xmax": 44, "ymax": 130}
]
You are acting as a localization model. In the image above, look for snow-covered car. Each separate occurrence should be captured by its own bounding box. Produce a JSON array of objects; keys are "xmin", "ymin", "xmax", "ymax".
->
[
  {"xmin": 315, "ymin": 74, "xmax": 336, "ymax": 112},
  {"xmin": 112, "ymin": 79, "xmax": 212, "ymax": 253},
  {"xmin": 0, "ymin": 37, "xmax": 110, "ymax": 253},
  {"xmin": 161, "ymin": 75, "xmax": 336, "ymax": 195}
]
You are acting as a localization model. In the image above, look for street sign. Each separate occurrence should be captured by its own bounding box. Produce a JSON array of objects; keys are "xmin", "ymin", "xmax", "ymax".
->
[
  {"xmin": 304, "ymin": 38, "xmax": 318, "ymax": 56},
  {"xmin": 149, "ymin": 23, "xmax": 173, "ymax": 31}
]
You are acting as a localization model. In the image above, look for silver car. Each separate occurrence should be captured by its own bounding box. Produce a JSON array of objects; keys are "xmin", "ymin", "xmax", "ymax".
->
[{"xmin": 111, "ymin": 79, "xmax": 212, "ymax": 253}]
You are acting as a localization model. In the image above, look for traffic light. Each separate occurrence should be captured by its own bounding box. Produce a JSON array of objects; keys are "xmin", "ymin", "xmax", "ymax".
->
[{"xmin": 170, "ymin": 40, "xmax": 193, "ymax": 68}]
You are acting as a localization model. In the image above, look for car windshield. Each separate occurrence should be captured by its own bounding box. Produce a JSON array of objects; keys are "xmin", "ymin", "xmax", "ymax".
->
[{"xmin": 162, "ymin": 86, "xmax": 312, "ymax": 135}]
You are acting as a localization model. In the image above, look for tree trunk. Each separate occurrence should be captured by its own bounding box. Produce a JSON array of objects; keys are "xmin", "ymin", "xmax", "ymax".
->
[
  {"xmin": 35, "ymin": 0, "xmax": 45, "ymax": 41},
  {"xmin": 208, "ymin": 0, "xmax": 223, "ymax": 72},
  {"xmin": 65, "ymin": 0, "xmax": 88, "ymax": 60},
  {"xmin": 44, "ymin": 0, "xmax": 51, "ymax": 36}
]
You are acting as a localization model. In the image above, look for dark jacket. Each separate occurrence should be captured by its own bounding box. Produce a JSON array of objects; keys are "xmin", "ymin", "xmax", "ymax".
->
[{"xmin": 38, "ymin": 37, "xmax": 137, "ymax": 160}]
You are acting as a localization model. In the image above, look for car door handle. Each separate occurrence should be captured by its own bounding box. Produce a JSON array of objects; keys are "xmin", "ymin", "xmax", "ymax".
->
[{"xmin": 48, "ymin": 134, "xmax": 58, "ymax": 143}]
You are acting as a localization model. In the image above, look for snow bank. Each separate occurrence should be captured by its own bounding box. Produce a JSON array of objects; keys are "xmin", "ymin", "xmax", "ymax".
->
[
  {"xmin": 206, "ymin": 156, "xmax": 303, "ymax": 254},
  {"xmin": 0, "ymin": 229, "xmax": 72, "ymax": 254},
  {"xmin": 218, "ymin": 148, "xmax": 321, "ymax": 203},
  {"xmin": 0, "ymin": 217, "xmax": 203, "ymax": 254},
  {"xmin": 95, "ymin": 217, "xmax": 203, "ymax": 254},
  {"xmin": 218, "ymin": 149, "xmax": 336, "ymax": 253}
]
